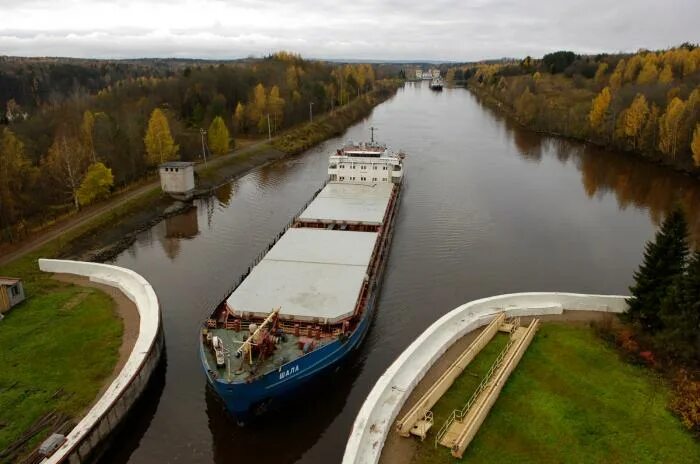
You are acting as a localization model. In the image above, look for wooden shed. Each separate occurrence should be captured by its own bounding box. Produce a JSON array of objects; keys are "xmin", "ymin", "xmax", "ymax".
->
[{"xmin": 0, "ymin": 277, "xmax": 25, "ymax": 313}]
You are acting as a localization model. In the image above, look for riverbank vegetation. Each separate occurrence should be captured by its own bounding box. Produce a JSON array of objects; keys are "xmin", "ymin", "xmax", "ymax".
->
[
  {"xmin": 411, "ymin": 323, "xmax": 699, "ymax": 464},
  {"xmin": 463, "ymin": 44, "xmax": 700, "ymax": 175},
  {"xmin": 0, "ymin": 53, "xmax": 396, "ymax": 243},
  {"xmin": 594, "ymin": 207, "xmax": 700, "ymax": 434}
]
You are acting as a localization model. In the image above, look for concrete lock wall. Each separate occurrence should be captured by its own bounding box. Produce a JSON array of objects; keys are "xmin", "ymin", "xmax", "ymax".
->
[
  {"xmin": 37, "ymin": 259, "xmax": 163, "ymax": 464},
  {"xmin": 342, "ymin": 292, "xmax": 629, "ymax": 464}
]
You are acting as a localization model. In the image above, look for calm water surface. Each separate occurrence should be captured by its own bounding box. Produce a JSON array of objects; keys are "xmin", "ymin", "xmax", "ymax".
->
[{"xmin": 103, "ymin": 82, "xmax": 700, "ymax": 464}]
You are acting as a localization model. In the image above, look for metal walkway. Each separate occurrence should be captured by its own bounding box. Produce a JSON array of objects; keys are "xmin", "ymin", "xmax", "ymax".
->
[
  {"xmin": 435, "ymin": 318, "xmax": 540, "ymax": 458},
  {"xmin": 395, "ymin": 313, "xmax": 507, "ymax": 440}
]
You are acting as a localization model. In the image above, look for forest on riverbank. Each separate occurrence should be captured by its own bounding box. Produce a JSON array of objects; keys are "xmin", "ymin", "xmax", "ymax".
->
[
  {"xmin": 0, "ymin": 53, "xmax": 396, "ymax": 243},
  {"xmin": 463, "ymin": 45, "xmax": 700, "ymax": 174}
]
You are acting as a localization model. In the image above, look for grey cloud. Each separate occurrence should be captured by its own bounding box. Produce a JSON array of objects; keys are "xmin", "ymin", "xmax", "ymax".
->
[{"xmin": 0, "ymin": 0, "xmax": 697, "ymax": 60}]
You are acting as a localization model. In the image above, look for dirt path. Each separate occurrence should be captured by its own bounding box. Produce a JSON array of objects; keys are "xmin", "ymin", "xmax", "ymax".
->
[
  {"xmin": 379, "ymin": 310, "xmax": 615, "ymax": 464},
  {"xmin": 0, "ymin": 139, "xmax": 270, "ymax": 267}
]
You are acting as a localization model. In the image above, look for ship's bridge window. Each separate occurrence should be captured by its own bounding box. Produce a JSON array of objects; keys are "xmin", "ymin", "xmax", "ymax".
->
[
  {"xmin": 373, "ymin": 165, "xmax": 378, "ymax": 170},
  {"xmin": 330, "ymin": 164, "xmax": 337, "ymax": 169},
  {"xmin": 394, "ymin": 165, "xmax": 401, "ymax": 171},
  {"xmin": 340, "ymin": 164, "xmax": 345, "ymax": 169},
  {"xmin": 382, "ymin": 166, "xmax": 387, "ymax": 170}
]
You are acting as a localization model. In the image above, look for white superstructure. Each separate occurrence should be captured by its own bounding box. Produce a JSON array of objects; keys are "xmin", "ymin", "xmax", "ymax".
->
[{"xmin": 328, "ymin": 141, "xmax": 405, "ymax": 185}]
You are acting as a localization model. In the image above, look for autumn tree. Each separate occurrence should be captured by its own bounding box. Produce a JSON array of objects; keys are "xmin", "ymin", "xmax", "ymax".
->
[
  {"xmin": 692, "ymin": 123, "xmax": 700, "ymax": 166},
  {"xmin": 233, "ymin": 102, "xmax": 246, "ymax": 134},
  {"xmin": 0, "ymin": 128, "xmax": 32, "ymax": 237},
  {"xmin": 589, "ymin": 87, "xmax": 612, "ymax": 132},
  {"xmin": 636, "ymin": 60, "xmax": 659, "ymax": 85},
  {"xmin": 144, "ymin": 108, "xmax": 178, "ymax": 166},
  {"xmin": 609, "ymin": 59, "xmax": 625, "ymax": 90},
  {"xmin": 658, "ymin": 64, "xmax": 674, "ymax": 84},
  {"xmin": 658, "ymin": 97, "xmax": 687, "ymax": 159},
  {"xmin": 515, "ymin": 87, "xmax": 537, "ymax": 125},
  {"xmin": 207, "ymin": 116, "xmax": 230, "ymax": 156},
  {"xmin": 623, "ymin": 55, "xmax": 642, "ymax": 83},
  {"xmin": 640, "ymin": 104, "xmax": 660, "ymax": 153},
  {"xmin": 77, "ymin": 162, "xmax": 114, "ymax": 206},
  {"xmin": 623, "ymin": 94, "xmax": 650, "ymax": 149},
  {"xmin": 80, "ymin": 110, "xmax": 96, "ymax": 161},
  {"xmin": 247, "ymin": 83, "xmax": 267, "ymax": 130},
  {"xmin": 267, "ymin": 85, "xmax": 285, "ymax": 132},
  {"xmin": 594, "ymin": 62, "xmax": 609, "ymax": 85},
  {"xmin": 44, "ymin": 132, "xmax": 91, "ymax": 209}
]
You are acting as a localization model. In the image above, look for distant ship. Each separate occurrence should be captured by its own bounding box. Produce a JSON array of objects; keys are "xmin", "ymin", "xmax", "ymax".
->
[
  {"xmin": 200, "ymin": 135, "xmax": 405, "ymax": 421},
  {"xmin": 430, "ymin": 77, "xmax": 444, "ymax": 90}
]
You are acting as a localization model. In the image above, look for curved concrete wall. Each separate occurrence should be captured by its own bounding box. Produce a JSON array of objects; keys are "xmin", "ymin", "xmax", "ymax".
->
[
  {"xmin": 38, "ymin": 258, "xmax": 163, "ymax": 464},
  {"xmin": 342, "ymin": 292, "xmax": 628, "ymax": 464}
]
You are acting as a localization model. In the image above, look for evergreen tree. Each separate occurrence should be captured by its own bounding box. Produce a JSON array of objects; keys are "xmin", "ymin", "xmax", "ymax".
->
[
  {"xmin": 627, "ymin": 208, "xmax": 689, "ymax": 332},
  {"xmin": 659, "ymin": 250, "xmax": 700, "ymax": 364}
]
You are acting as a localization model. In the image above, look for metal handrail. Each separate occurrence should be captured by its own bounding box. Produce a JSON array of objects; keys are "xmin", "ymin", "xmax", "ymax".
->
[{"xmin": 434, "ymin": 335, "xmax": 515, "ymax": 448}]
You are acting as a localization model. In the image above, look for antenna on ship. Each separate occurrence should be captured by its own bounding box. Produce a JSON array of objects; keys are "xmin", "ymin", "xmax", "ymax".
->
[{"xmin": 370, "ymin": 126, "xmax": 377, "ymax": 144}]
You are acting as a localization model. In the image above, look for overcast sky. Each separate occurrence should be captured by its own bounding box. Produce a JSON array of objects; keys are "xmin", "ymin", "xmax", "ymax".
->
[{"xmin": 0, "ymin": 0, "xmax": 698, "ymax": 61}]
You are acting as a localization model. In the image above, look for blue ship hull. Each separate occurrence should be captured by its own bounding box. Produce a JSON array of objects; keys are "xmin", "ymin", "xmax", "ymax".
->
[
  {"xmin": 200, "ymin": 295, "xmax": 376, "ymax": 420},
  {"xmin": 200, "ymin": 181, "xmax": 401, "ymax": 421}
]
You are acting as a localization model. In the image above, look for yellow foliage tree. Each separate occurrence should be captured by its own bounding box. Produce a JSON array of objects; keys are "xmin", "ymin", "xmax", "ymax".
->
[
  {"xmin": 589, "ymin": 87, "xmax": 612, "ymax": 131},
  {"xmin": 623, "ymin": 55, "xmax": 642, "ymax": 83},
  {"xmin": 267, "ymin": 85, "xmax": 285, "ymax": 132},
  {"xmin": 658, "ymin": 97, "xmax": 687, "ymax": 159},
  {"xmin": 247, "ymin": 83, "xmax": 267, "ymax": 129},
  {"xmin": 623, "ymin": 94, "xmax": 650, "ymax": 149},
  {"xmin": 285, "ymin": 66, "xmax": 299, "ymax": 92},
  {"xmin": 514, "ymin": 87, "xmax": 537, "ymax": 124},
  {"xmin": 658, "ymin": 64, "xmax": 674, "ymax": 84},
  {"xmin": 233, "ymin": 102, "xmax": 246, "ymax": 134},
  {"xmin": 692, "ymin": 124, "xmax": 700, "ymax": 166},
  {"xmin": 609, "ymin": 60, "xmax": 625, "ymax": 90},
  {"xmin": 636, "ymin": 61, "xmax": 658, "ymax": 85},
  {"xmin": 144, "ymin": 108, "xmax": 178, "ymax": 166},
  {"xmin": 594, "ymin": 62, "xmax": 608, "ymax": 85},
  {"xmin": 77, "ymin": 162, "xmax": 114, "ymax": 206},
  {"xmin": 208, "ymin": 116, "xmax": 230, "ymax": 156}
]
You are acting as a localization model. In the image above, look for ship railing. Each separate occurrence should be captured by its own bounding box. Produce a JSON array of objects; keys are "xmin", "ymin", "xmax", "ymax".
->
[
  {"xmin": 434, "ymin": 336, "xmax": 515, "ymax": 448},
  {"xmin": 207, "ymin": 179, "xmax": 329, "ymax": 316}
]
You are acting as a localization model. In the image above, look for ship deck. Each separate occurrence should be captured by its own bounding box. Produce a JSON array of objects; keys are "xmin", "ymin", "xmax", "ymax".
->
[
  {"xmin": 298, "ymin": 182, "xmax": 394, "ymax": 226},
  {"xmin": 226, "ymin": 228, "xmax": 379, "ymax": 323},
  {"xmin": 203, "ymin": 328, "xmax": 331, "ymax": 381}
]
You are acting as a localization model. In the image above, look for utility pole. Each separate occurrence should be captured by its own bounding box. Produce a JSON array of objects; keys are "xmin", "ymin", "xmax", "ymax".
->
[
  {"xmin": 200, "ymin": 128, "xmax": 208, "ymax": 166},
  {"xmin": 267, "ymin": 113, "xmax": 272, "ymax": 141},
  {"xmin": 370, "ymin": 126, "xmax": 376, "ymax": 144},
  {"xmin": 309, "ymin": 102, "xmax": 314, "ymax": 123}
]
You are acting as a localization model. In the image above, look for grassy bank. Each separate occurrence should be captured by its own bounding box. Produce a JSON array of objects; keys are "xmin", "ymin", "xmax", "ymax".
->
[
  {"xmin": 0, "ymin": 271, "xmax": 122, "ymax": 461},
  {"xmin": 413, "ymin": 323, "xmax": 699, "ymax": 464},
  {"xmin": 272, "ymin": 80, "xmax": 402, "ymax": 155}
]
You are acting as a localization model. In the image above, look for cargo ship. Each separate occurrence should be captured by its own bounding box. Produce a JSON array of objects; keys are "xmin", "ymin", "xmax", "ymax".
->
[
  {"xmin": 200, "ymin": 137, "xmax": 405, "ymax": 421},
  {"xmin": 430, "ymin": 77, "xmax": 444, "ymax": 90}
]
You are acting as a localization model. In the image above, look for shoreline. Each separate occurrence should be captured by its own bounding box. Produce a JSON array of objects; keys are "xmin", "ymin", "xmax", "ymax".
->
[
  {"xmin": 466, "ymin": 82, "xmax": 700, "ymax": 181},
  {"xmin": 2, "ymin": 82, "xmax": 402, "ymax": 266}
]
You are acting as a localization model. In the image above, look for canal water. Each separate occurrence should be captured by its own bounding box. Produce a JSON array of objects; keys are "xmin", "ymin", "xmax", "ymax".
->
[{"xmin": 103, "ymin": 81, "xmax": 700, "ymax": 463}]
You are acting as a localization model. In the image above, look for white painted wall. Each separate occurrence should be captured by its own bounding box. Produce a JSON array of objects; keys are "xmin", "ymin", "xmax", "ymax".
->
[
  {"xmin": 159, "ymin": 165, "xmax": 195, "ymax": 193},
  {"xmin": 38, "ymin": 259, "xmax": 162, "ymax": 463},
  {"xmin": 342, "ymin": 292, "xmax": 628, "ymax": 464}
]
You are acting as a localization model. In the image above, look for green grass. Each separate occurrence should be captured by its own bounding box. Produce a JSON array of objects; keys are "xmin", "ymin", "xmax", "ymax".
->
[
  {"xmin": 413, "ymin": 324, "xmax": 700, "ymax": 464},
  {"xmin": 0, "ymin": 206, "xmax": 127, "ymax": 459},
  {"xmin": 0, "ymin": 281, "xmax": 122, "ymax": 457}
]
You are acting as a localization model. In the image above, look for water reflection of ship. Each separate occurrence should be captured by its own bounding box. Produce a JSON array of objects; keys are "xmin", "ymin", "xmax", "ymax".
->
[{"xmin": 159, "ymin": 207, "xmax": 200, "ymax": 259}]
